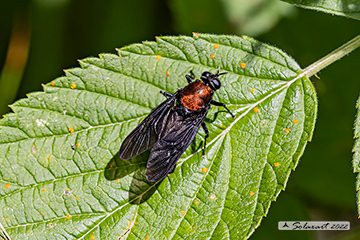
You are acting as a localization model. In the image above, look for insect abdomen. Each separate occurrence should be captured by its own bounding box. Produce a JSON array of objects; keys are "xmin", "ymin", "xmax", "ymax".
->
[{"xmin": 181, "ymin": 81, "xmax": 211, "ymax": 111}]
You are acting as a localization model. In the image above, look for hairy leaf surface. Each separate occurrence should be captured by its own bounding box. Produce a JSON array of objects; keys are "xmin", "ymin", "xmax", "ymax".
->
[
  {"xmin": 282, "ymin": 0, "xmax": 360, "ymax": 21},
  {"xmin": 0, "ymin": 33, "xmax": 317, "ymax": 239}
]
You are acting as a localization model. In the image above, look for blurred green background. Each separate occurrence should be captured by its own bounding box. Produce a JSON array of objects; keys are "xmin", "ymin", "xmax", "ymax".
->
[{"xmin": 1, "ymin": 0, "xmax": 360, "ymax": 239}]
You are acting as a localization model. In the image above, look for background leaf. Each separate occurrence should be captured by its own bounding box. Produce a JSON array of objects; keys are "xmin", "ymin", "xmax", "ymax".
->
[
  {"xmin": 353, "ymin": 94, "xmax": 360, "ymax": 216},
  {"xmin": 170, "ymin": 0, "xmax": 295, "ymax": 36},
  {"xmin": 282, "ymin": 0, "xmax": 360, "ymax": 21},
  {"xmin": 0, "ymin": 33, "xmax": 316, "ymax": 239}
]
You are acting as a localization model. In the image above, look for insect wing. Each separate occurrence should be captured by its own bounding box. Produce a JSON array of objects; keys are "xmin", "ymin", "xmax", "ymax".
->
[
  {"xmin": 119, "ymin": 93, "xmax": 178, "ymax": 160},
  {"xmin": 146, "ymin": 106, "xmax": 210, "ymax": 182}
]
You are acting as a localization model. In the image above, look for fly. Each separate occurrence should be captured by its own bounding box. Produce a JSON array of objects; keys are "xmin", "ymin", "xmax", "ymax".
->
[{"xmin": 119, "ymin": 69, "xmax": 235, "ymax": 182}]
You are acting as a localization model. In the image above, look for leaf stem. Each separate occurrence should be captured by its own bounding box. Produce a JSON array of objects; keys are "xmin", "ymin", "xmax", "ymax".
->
[{"xmin": 303, "ymin": 34, "xmax": 360, "ymax": 78}]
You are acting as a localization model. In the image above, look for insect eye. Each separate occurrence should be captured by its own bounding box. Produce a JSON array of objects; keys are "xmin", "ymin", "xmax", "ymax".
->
[
  {"xmin": 201, "ymin": 72, "xmax": 211, "ymax": 80},
  {"xmin": 211, "ymin": 79, "xmax": 221, "ymax": 90}
]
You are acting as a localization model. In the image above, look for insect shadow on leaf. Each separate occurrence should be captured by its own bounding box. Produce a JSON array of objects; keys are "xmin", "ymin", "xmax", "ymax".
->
[
  {"xmin": 105, "ymin": 149, "xmax": 160, "ymax": 204},
  {"xmin": 104, "ymin": 149, "xmax": 147, "ymax": 180}
]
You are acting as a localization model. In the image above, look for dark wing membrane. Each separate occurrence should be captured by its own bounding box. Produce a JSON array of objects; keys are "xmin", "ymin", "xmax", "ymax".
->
[
  {"xmin": 146, "ymin": 106, "xmax": 210, "ymax": 182},
  {"xmin": 119, "ymin": 92, "xmax": 178, "ymax": 160}
]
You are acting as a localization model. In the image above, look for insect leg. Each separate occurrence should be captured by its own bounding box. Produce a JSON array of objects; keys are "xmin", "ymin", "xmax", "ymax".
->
[
  {"xmin": 168, "ymin": 166, "xmax": 176, "ymax": 174},
  {"xmin": 210, "ymin": 100, "xmax": 235, "ymax": 118},
  {"xmin": 185, "ymin": 70, "xmax": 196, "ymax": 83},
  {"xmin": 201, "ymin": 122, "xmax": 209, "ymax": 157},
  {"xmin": 159, "ymin": 91, "xmax": 173, "ymax": 98}
]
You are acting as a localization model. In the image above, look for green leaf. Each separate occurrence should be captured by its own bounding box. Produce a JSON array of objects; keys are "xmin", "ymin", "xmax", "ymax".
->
[
  {"xmin": 282, "ymin": 0, "xmax": 360, "ymax": 21},
  {"xmin": 0, "ymin": 33, "xmax": 317, "ymax": 239},
  {"xmin": 219, "ymin": 0, "xmax": 295, "ymax": 36},
  {"xmin": 353, "ymin": 94, "xmax": 360, "ymax": 215},
  {"xmin": 170, "ymin": 0, "xmax": 295, "ymax": 36}
]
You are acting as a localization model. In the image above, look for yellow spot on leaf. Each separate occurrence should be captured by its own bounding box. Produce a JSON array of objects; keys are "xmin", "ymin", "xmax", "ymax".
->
[
  {"xmin": 156, "ymin": 55, "xmax": 161, "ymax": 60},
  {"xmin": 66, "ymin": 215, "xmax": 71, "ymax": 219},
  {"xmin": 213, "ymin": 43, "xmax": 219, "ymax": 49},
  {"xmin": 293, "ymin": 119, "xmax": 298, "ymax": 124},
  {"xmin": 202, "ymin": 167, "xmax": 208, "ymax": 173},
  {"xmin": 210, "ymin": 54, "xmax": 215, "ymax": 59},
  {"xmin": 193, "ymin": 32, "xmax": 200, "ymax": 37},
  {"xmin": 145, "ymin": 236, "xmax": 149, "ymax": 240},
  {"xmin": 274, "ymin": 162, "xmax": 279, "ymax": 167},
  {"xmin": 48, "ymin": 157, "xmax": 51, "ymax": 161},
  {"xmin": 285, "ymin": 128, "xmax": 290, "ymax": 133},
  {"xmin": 51, "ymin": 81, "xmax": 55, "ymax": 86},
  {"xmin": 4, "ymin": 183, "xmax": 10, "ymax": 189},
  {"xmin": 76, "ymin": 142, "xmax": 80, "ymax": 147},
  {"xmin": 68, "ymin": 127, "xmax": 74, "ymax": 133},
  {"xmin": 42, "ymin": 189, "xmax": 46, "ymax": 192},
  {"xmin": 250, "ymin": 191, "xmax": 254, "ymax": 196},
  {"xmin": 194, "ymin": 199, "xmax": 198, "ymax": 204},
  {"xmin": 76, "ymin": 197, "xmax": 79, "ymax": 201},
  {"xmin": 4, "ymin": 218, "xmax": 7, "ymax": 222},
  {"xmin": 241, "ymin": 63, "xmax": 246, "ymax": 68},
  {"xmin": 210, "ymin": 194, "xmax": 216, "ymax": 200},
  {"xmin": 251, "ymin": 88, "xmax": 254, "ymax": 93},
  {"xmin": 90, "ymin": 235, "xmax": 95, "ymax": 240},
  {"xmin": 116, "ymin": 178, "xmax": 120, "ymax": 182},
  {"xmin": 219, "ymin": 124, "xmax": 223, "ymax": 128},
  {"xmin": 181, "ymin": 211, "xmax": 186, "ymax": 215},
  {"xmin": 28, "ymin": 231, "xmax": 31, "ymax": 234},
  {"xmin": 165, "ymin": 71, "xmax": 169, "ymax": 76},
  {"xmin": 40, "ymin": 212, "xmax": 43, "ymax": 215},
  {"xmin": 70, "ymin": 83, "xmax": 76, "ymax": 89},
  {"xmin": 253, "ymin": 107, "xmax": 258, "ymax": 113}
]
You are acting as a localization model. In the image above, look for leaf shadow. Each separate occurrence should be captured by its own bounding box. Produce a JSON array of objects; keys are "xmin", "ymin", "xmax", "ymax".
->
[
  {"xmin": 128, "ymin": 169, "xmax": 163, "ymax": 205},
  {"xmin": 205, "ymin": 110, "xmax": 228, "ymax": 124},
  {"xmin": 104, "ymin": 149, "xmax": 161, "ymax": 205}
]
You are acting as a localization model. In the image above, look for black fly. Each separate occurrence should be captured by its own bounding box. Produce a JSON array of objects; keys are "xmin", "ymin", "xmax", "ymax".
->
[{"xmin": 119, "ymin": 69, "xmax": 235, "ymax": 182}]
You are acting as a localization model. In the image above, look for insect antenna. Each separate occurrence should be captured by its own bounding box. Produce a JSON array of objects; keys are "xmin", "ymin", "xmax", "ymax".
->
[{"xmin": 215, "ymin": 66, "xmax": 227, "ymax": 77}]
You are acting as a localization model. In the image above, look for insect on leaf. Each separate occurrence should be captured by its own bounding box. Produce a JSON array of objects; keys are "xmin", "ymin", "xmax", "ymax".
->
[{"xmin": 0, "ymin": 33, "xmax": 317, "ymax": 239}]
